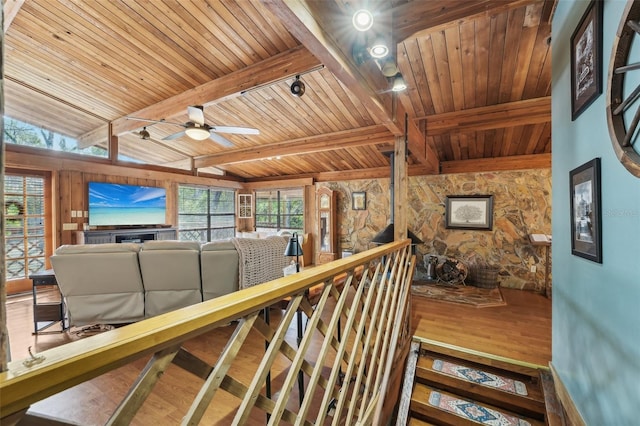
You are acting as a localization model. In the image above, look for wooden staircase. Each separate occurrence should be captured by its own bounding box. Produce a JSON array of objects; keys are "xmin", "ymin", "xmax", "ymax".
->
[{"xmin": 400, "ymin": 339, "xmax": 565, "ymax": 426}]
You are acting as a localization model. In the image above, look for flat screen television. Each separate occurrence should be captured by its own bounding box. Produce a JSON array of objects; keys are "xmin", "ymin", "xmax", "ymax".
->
[{"xmin": 88, "ymin": 182, "xmax": 167, "ymax": 226}]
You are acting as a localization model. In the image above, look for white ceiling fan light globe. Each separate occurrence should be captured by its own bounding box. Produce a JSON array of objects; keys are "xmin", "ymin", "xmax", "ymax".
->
[
  {"xmin": 185, "ymin": 126, "xmax": 211, "ymax": 140},
  {"xmin": 352, "ymin": 9, "xmax": 373, "ymax": 31}
]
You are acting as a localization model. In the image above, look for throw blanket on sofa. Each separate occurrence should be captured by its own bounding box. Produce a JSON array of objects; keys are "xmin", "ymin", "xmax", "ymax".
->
[{"xmin": 232, "ymin": 236, "xmax": 290, "ymax": 289}]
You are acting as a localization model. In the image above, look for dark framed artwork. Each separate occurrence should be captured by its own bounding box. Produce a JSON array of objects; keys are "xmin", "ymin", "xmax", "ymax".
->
[
  {"xmin": 570, "ymin": 158, "xmax": 602, "ymax": 263},
  {"xmin": 352, "ymin": 192, "xmax": 366, "ymax": 210},
  {"xmin": 570, "ymin": 0, "xmax": 603, "ymax": 120},
  {"xmin": 445, "ymin": 195, "xmax": 494, "ymax": 230}
]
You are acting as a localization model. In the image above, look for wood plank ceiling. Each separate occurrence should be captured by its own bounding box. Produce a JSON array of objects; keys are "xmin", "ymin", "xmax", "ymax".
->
[{"xmin": 2, "ymin": 0, "xmax": 554, "ymax": 181}]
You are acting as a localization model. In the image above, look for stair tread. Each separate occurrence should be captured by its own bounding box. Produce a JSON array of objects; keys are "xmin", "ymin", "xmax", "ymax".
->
[
  {"xmin": 417, "ymin": 351, "xmax": 545, "ymax": 402},
  {"xmin": 411, "ymin": 382, "xmax": 545, "ymax": 426}
]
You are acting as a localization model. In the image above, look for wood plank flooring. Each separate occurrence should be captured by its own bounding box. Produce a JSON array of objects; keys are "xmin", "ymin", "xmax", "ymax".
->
[{"xmin": 4, "ymin": 286, "xmax": 551, "ymax": 424}]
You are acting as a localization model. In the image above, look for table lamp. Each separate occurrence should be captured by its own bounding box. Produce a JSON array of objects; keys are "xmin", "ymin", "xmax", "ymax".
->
[{"xmin": 284, "ymin": 233, "xmax": 304, "ymax": 273}]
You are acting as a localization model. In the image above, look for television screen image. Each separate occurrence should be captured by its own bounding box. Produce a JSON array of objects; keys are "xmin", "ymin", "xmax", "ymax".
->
[{"xmin": 88, "ymin": 182, "xmax": 167, "ymax": 226}]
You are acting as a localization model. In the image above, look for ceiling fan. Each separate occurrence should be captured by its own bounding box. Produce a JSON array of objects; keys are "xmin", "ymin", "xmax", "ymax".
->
[{"xmin": 127, "ymin": 105, "xmax": 259, "ymax": 147}]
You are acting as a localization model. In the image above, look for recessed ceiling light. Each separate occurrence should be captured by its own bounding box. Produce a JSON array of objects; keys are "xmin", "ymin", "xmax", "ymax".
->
[
  {"xmin": 352, "ymin": 9, "xmax": 373, "ymax": 31},
  {"xmin": 369, "ymin": 37, "xmax": 389, "ymax": 59}
]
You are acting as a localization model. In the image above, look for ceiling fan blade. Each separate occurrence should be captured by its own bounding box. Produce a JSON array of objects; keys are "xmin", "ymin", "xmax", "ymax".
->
[
  {"xmin": 208, "ymin": 132, "xmax": 235, "ymax": 147},
  {"xmin": 187, "ymin": 105, "xmax": 205, "ymax": 125},
  {"xmin": 163, "ymin": 130, "xmax": 187, "ymax": 141},
  {"xmin": 211, "ymin": 125, "xmax": 259, "ymax": 135}
]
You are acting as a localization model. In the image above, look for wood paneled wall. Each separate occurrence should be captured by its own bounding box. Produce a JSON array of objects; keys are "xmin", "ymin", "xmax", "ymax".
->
[{"xmin": 56, "ymin": 170, "xmax": 174, "ymax": 245}]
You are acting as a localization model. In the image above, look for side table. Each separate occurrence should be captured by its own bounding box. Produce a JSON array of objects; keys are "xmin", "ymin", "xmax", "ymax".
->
[{"xmin": 29, "ymin": 269, "xmax": 68, "ymax": 334}]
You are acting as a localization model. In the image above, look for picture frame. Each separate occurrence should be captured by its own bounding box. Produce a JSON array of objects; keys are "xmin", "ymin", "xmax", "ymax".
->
[
  {"xmin": 445, "ymin": 195, "xmax": 494, "ymax": 230},
  {"xmin": 570, "ymin": 158, "xmax": 602, "ymax": 263},
  {"xmin": 352, "ymin": 192, "xmax": 366, "ymax": 210},
  {"xmin": 570, "ymin": 0, "xmax": 603, "ymax": 121},
  {"xmin": 238, "ymin": 194, "xmax": 253, "ymax": 218}
]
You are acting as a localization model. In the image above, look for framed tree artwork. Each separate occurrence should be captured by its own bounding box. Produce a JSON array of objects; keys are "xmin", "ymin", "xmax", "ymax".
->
[
  {"xmin": 352, "ymin": 192, "xmax": 366, "ymax": 210},
  {"xmin": 570, "ymin": 158, "xmax": 602, "ymax": 263},
  {"xmin": 445, "ymin": 195, "xmax": 494, "ymax": 230},
  {"xmin": 570, "ymin": 0, "xmax": 603, "ymax": 120}
]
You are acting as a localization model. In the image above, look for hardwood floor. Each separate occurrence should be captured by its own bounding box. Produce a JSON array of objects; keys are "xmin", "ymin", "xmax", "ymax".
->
[
  {"xmin": 410, "ymin": 287, "xmax": 551, "ymax": 368},
  {"xmin": 4, "ymin": 286, "xmax": 551, "ymax": 424}
]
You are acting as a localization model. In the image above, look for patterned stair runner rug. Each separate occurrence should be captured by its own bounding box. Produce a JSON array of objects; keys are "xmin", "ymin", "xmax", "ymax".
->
[
  {"xmin": 428, "ymin": 391, "xmax": 531, "ymax": 426},
  {"xmin": 432, "ymin": 359, "xmax": 528, "ymax": 395}
]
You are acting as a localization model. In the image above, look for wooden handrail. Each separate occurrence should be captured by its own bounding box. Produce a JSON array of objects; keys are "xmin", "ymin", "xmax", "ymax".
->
[{"xmin": 1, "ymin": 239, "xmax": 414, "ymax": 424}]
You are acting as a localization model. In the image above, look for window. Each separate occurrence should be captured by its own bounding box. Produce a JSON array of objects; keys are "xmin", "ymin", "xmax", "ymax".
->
[
  {"xmin": 3, "ymin": 116, "xmax": 107, "ymax": 158},
  {"xmin": 255, "ymin": 188, "xmax": 304, "ymax": 232},
  {"xmin": 4, "ymin": 172, "xmax": 51, "ymax": 292},
  {"xmin": 178, "ymin": 185, "xmax": 235, "ymax": 242}
]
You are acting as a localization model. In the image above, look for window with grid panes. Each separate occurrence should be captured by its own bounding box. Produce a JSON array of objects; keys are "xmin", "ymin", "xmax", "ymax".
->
[
  {"xmin": 4, "ymin": 174, "xmax": 47, "ymax": 281},
  {"xmin": 178, "ymin": 185, "xmax": 235, "ymax": 242},
  {"xmin": 255, "ymin": 188, "xmax": 303, "ymax": 232}
]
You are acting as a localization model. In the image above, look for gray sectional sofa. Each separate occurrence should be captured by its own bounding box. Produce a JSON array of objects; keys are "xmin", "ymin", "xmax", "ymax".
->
[{"xmin": 50, "ymin": 236, "xmax": 292, "ymax": 327}]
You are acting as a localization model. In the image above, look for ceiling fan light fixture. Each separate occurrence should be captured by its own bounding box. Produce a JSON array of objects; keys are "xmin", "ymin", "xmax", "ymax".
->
[
  {"xmin": 369, "ymin": 37, "xmax": 389, "ymax": 59},
  {"xmin": 352, "ymin": 9, "xmax": 373, "ymax": 31},
  {"xmin": 139, "ymin": 127, "xmax": 150, "ymax": 140},
  {"xmin": 185, "ymin": 126, "xmax": 211, "ymax": 140},
  {"xmin": 392, "ymin": 73, "xmax": 407, "ymax": 92}
]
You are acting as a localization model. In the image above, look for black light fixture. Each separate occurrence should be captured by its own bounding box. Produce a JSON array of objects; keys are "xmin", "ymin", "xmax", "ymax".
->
[
  {"xmin": 139, "ymin": 127, "xmax": 150, "ymax": 140},
  {"xmin": 290, "ymin": 75, "xmax": 306, "ymax": 97},
  {"xmin": 284, "ymin": 233, "xmax": 304, "ymax": 273}
]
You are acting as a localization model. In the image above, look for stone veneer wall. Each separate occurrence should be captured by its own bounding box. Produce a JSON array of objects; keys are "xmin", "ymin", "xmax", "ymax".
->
[{"xmin": 318, "ymin": 168, "xmax": 552, "ymax": 292}]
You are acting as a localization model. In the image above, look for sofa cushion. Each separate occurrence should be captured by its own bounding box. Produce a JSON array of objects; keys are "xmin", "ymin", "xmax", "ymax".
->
[
  {"xmin": 200, "ymin": 240, "xmax": 239, "ymax": 301},
  {"xmin": 139, "ymin": 240, "xmax": 203, "ymax": 317},
  {"xmin": 50, "ymin": 243, "xmax": 144, "ymax": 326}
]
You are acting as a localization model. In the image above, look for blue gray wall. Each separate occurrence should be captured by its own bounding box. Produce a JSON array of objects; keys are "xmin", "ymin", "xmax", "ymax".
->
[{"xmin": 552, "ymin": 1, "xmax": 640, "ymax": 424}]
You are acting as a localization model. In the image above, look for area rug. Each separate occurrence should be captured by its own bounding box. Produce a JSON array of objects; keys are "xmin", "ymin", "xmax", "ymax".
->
[
  {"xmin": 432, "ymin": 359, "xmax": 528, "ymax": 395},
  {"xmin": 428, "ymin": 391, "xmax": 531, "ymax": 426},
  {"xmin": 411, "ymin": 281, "xmax": 506, "ymax": 308}
]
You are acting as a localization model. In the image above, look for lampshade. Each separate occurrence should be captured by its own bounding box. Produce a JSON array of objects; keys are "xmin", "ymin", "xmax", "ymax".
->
[
  {"xmin": 352, "ymin": 9, "xmax": 373, "ymax": 31},
  {"xmin": 369, "ymin": 37, "xmax": 389, "ymax": 59},
  {"xmin": 284, "ymin": 233, "xmax": 304, "ymax": 257},
  {"xmin": 392, "ymin": 73, "xmax": 407, "ymax": 92},
  {"xmin": 185, "ymin": 126, "xmax": 210, "ymax": 140}
]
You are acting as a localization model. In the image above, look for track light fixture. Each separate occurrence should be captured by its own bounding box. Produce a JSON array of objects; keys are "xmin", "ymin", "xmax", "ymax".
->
[
  {"xmin": 290, "ymin": 75, "xmax": 305, "ymax": 97},
  {"xmin": 381, "ymin": 59, "xmax": 398, "ymax": 77},
  {"xmin": 352, "ymin": 9, "xmax": 373, "ymax": 31},
  {"xmin": 392, "ymin": 73, "xmax": 407, "ymax": 92},
  {"xmin": 369, "ymin": 36, "xmax": 389, "ymax": 59}
]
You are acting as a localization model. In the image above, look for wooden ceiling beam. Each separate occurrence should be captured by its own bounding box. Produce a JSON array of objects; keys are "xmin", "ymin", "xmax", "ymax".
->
[
  {"xmin": 441, "ymin": 153, "xmax": 551, "ymax": 174},
  {"xmin": 109, "ymin": 45, "xmax": 321, "ymax": 136},
  {"xmin": 3, "ymin": 0, "xmax": 25, "ymax": 33},
  {"xmin": 194, "ymin": 125, "xmax": 392, "ymax": 168},
  {"xmin": 419, "ymin": 97, "xmax": 551, "ymax": 136},
  {"xmin": 393, "ymin": 0, "xmax": 540, "ymax": 41}
]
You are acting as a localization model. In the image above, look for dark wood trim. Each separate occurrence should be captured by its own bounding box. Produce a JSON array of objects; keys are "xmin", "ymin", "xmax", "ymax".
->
[{"xmin": 550, "ymin": 363, "xmax": 586, "ymax": 426}]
